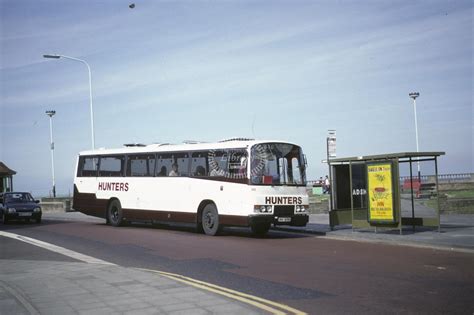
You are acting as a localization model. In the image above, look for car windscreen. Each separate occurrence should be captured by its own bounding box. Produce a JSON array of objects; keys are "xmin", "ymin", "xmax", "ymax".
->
[{"xmin": 4, "ymin": 193, "xmax": 34, "ymax": 203}]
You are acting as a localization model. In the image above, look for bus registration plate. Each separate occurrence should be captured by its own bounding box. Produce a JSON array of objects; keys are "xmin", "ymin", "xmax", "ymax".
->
[{"xmin": 277, "ymin": 217, "xmax": 291, "ymax": 223}]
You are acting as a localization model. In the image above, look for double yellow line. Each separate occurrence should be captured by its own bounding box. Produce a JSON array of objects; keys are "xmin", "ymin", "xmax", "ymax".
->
[{"xmin": 136, "ymin": 268, "xmax": 307, "ymax": 315}]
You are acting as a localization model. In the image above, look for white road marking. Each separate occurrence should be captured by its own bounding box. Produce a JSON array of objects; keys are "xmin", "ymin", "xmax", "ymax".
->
[{"xmin": 0, "ymin": 231, "xmax": 116, "ymax": 265}]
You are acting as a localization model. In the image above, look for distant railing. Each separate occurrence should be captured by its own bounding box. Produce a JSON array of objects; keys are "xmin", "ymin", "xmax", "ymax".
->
[
  {"xmin": 308, "ymin": 173, "xmax": 474, "ymax": 186},
  {"xmin": 399, "ymin": 173, "xmax": 474, "ymax": 183}
]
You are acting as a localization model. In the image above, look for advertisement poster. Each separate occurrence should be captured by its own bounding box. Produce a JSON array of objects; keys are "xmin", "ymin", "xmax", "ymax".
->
[{"xmin": 367, "ymin": 163, "xmax": 396, "ymax": 223}]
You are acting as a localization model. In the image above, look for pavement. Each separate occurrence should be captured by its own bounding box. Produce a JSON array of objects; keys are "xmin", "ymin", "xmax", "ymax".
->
[
  {"xmin": 0, "ymin": 260, "xmax": 268, "ymax": 315},
  {"xmin": 1, "ymin": 211, "xmax": 473, "ymax": 315},
  {"xmin": 276, "ymin": 213, "xmax": 474, "ymax": 253},
  {"xmin": 0, "ymin": 234, "xmax": 268, "ymax": 315}
]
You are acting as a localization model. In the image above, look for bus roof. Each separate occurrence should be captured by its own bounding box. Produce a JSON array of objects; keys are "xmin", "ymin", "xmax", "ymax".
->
[{"xmin": 77, "ymin": 139, "xmax": 300, "ymax": 156}]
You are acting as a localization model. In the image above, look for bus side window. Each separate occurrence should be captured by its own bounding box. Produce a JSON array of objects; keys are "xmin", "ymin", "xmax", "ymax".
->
[
  {"xmin": 99, "ymin": 156, "xmax": 125, "ymax": 177},
  {"xmin": 209, "ymin": 150, "xmax": 227, "ymax": 177},
  {"xmin": 127, "ymin": 154, "xmax": 155, "ymax": 177},
  {"xmin": 157, "ymin": 165, "xmax": 167, "ymax": 176},
  {"xmin": 156, "ymin": 155, "xmax": 172, "ymax": 177},
  {"xmin": 228, "ymin": 149, "xmax": 248, "ymax": 178},
  {"xmin": 79, "ymin": 156, "xmax": 98, "ymax": 177},
  {"xmin": 191, "ymin": 152, "xmax": 208, "ymax": 176},
  {"xmin": 177, "ymin": 153, "xmax": 190, "ymax": 176}
]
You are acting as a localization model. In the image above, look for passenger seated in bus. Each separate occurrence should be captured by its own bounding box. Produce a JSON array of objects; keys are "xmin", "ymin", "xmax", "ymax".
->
[
  {"xmin": 157, "ymin": 166, "xmax": 167, "ymax": 176},
  {"xmin": 194, "ymin": 166, "xmax": 206, "ymax": 176},
  {"xmin": 169, "ymin": 163, "xmax": 179, "ymax": 176}
]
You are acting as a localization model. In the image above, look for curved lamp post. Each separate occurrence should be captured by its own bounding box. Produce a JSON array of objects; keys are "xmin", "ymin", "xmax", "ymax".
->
[{"xmin": 43, "ymin": 54, "xmax": 95, "ymax": 150}]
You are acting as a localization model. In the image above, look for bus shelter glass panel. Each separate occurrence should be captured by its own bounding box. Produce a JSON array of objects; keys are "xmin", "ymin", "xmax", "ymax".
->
[
  {"xmin": 332, "ymin": 164, "xmax": 367, "ymax": 210},
  {"xmin": 399, "ymin": 159, "xmax": 439, "ymax": 219}
]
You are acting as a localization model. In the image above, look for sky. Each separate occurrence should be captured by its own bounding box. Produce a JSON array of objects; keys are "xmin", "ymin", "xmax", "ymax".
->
[{"xmin": 0, "ymin": 0, "xmax": 472, "ymax": 196}]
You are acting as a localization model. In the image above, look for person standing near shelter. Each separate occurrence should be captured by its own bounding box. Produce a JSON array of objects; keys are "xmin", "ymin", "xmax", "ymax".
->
[{"xmin": 324, "ymin": 175, "xmax": 330, "ymax": 194}]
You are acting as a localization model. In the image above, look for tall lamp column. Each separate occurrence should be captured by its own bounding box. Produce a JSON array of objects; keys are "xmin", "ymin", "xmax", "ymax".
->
[
  {"xmin": 409, "ymin": 92, "xmax": 421, "ymax": 180},
  {"xmin": 46, "ymin": 110, "xmax": 56, "ymax": 198}
]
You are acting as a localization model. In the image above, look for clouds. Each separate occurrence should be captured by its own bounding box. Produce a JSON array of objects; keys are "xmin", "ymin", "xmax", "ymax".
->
[{"xmin": 1, "ymin": 0, "xmax": 472, "ymax": 194}]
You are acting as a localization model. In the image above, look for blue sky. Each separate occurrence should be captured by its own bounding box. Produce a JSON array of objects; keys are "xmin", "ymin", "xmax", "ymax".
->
[{"xmin": 1, "ymin": 0, "xmax": 472, "ymax": 196}]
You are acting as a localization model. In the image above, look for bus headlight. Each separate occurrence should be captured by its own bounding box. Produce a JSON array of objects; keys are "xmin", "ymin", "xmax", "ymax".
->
[
  {"xmin": 295, "ymin": 205, "xmax": 309, "ymax": 213},
  {"xmin": 254, "ymin": 205, "xmax": 272, "ymax": 214},
  {"xmin": 7, "ymin": 208, "xmax": 16, "ymax": 213}
]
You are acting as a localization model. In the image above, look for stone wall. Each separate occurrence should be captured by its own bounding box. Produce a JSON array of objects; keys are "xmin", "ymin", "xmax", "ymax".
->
[{"xmin": 439, "ymin": 197, "xmax": 474, "ymax": 214}]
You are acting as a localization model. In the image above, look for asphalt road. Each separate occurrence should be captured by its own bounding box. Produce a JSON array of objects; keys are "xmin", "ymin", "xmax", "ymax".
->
[{"xmin": 1, "ymin": 217, "xmax": 473, "ymax": 314}]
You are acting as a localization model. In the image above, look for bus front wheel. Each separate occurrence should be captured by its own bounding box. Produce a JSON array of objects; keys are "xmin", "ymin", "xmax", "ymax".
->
[
  {"xmin": 107, "ymin": 199, "xmax": 124, "ymax": 227},
  {"xmin": 201, "ymin": 204, "xmax": 220, "ymax": 236}
]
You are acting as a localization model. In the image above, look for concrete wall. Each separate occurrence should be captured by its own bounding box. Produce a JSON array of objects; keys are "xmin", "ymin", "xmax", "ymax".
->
[{"xmin": 40, "ymin": 198, "xmax": 72, "ymax": 213}]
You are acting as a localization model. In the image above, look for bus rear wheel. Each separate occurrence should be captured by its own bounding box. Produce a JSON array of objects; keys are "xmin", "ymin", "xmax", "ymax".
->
[
  {"xmin": 108, "ymin": 199, "xmax": 124, "ymax": 227},
  {"xmin": 251, "ymin": 223, "xmax": 271, "ymax": 236},
  {"xmin": 201, "ymin": 204, "xmax": 220, "ymax": 236}
]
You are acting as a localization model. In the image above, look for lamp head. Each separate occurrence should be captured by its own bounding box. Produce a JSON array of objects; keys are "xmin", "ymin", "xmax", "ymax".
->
[
  {"xmin": 43, "ymin": 54, "xmax": 61, "ymax": 59},
  {"xmin": 409, "ymin": 92, "xmax": 420, "ymax": 100},
  {"xmin": 46, "ymin": 110, "xmax": 56, "ymax": 117}
]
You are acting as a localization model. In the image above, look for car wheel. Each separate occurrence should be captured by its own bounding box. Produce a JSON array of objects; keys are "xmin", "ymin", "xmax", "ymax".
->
[
  {"xmin": 107, "ymin": 199, "xmax": 123, "ymax": 227},
  {"xmin": 36, "ymin": 217, "xmax": 42, "ymax": 224},
  {"xmin": 2, "ymin": 213, "xmax": 8, "ymax": 224},
  {"xmin": 201, "ymin": 203, "xmax": 220, "ymax": 236}
]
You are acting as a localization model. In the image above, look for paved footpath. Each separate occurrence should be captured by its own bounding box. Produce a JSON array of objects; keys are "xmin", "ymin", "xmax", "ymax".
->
[
  {"xmin": 0, "ymin": 259, "xmax": 267, "ymax": 315},
  {"xmin": 278, "ymin": 213, "xmax": 474, "ymax": 253},
  {"xmin": 0, "ymin": 213, "xmax": 270, "ymax": 315}
]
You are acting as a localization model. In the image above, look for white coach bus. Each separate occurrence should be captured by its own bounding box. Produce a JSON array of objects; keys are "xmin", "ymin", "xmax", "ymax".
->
[{"xmin": 73, "ymin": 138, "xmax": 309, "ymax": 236}]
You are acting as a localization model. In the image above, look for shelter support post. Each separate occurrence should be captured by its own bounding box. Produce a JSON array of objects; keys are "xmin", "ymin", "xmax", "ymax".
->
[
  {"xmin": 435, "ymin": 157, "xmax": 441, "ymax": 233},
  {"xmin": 349, "ymin": 162, "xmax": 354, "ymax": 232},
  {"xmin": 409, "ymin": 157, "xmax": 415, "ymax": 232}
]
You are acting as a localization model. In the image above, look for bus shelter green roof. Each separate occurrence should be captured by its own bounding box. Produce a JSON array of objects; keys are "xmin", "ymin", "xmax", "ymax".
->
[{"xmin": 328, "ymin": 152, "xmax": 445, "ymax": 164}]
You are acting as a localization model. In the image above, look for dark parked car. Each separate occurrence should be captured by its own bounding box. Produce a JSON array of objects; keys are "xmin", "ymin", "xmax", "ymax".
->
[{"xmin": 0, "ymin": 192, "xmax": 42, "ymax": 224}]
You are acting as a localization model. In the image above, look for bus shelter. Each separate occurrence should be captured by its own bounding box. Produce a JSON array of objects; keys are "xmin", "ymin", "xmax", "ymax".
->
[
  {"xmin": 0, "ymin": 161, "xmax": 16, "ymax": 193},
  {"xmin": 328, "ymin": 152, "xmax": 445, "ymax": 234}
]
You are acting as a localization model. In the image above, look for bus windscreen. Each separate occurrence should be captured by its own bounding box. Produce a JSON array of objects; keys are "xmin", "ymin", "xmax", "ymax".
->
[{"xmin": 250, "ymin": 143, "xmax": 306, "ymax": 186}]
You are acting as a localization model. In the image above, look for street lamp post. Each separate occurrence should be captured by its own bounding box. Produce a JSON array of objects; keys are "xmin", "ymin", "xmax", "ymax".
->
[
  {"xmin": 409, "ymin": 92, "xmax": 421, "ymax": 180},
  {"xmin": 46, "ymin": 110, "xmax": 56, "ymax": 198},
  {"xmin": 43, "ymin": 54, "xmax": 95, "ymax": 150}
]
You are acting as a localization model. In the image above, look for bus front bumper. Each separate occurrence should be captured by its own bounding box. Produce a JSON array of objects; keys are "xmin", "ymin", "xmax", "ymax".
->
[{"xmin": 249, "ymin": 214, "xmax": 309, "ymax": 227}]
